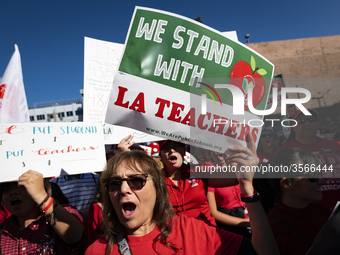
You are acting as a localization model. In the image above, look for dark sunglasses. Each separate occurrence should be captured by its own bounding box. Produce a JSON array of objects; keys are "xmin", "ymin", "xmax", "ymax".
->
[
  {"xmin": 103, "ymin": 174, "xmax": 149, "ymax": 192},
  {"xmin": 261, "ymin": 133, "xmax": 274, "ymax": 138},
  {"xmin": 296, "ymin": 117, "xmax": 317, "ymax": 124}
]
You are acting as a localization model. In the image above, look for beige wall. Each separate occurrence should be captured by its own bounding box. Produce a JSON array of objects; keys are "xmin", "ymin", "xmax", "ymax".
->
[{"xmin": 247, "ymin": 35, "xmax": 340, "ymax": 120}]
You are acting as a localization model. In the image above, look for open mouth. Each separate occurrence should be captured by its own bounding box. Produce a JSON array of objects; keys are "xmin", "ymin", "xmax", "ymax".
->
[
  {"xmin": 169, "ymin": 155, "xmax": 178, "ymax": 164},
  {"xmin": 122, "ymin": 202, "xmax": 136, "ymax": 217},
  {"xmin": 11, "ymin": 198, "xmax": 22, "ymax": 207}
]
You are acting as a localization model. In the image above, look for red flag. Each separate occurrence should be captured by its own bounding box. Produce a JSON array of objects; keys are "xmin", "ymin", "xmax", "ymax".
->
[{"xmin": 0, "ymin": 44, "xmax": 29, "ymax": 123}]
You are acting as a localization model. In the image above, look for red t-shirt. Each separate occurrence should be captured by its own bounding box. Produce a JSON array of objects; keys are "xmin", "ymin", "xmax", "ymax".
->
[
  {"xmin": 85, "ymin": 215, "xmax": 243, "ymax": 255},
  {"xmin": 257, "ymin": 149, "xmax": 274, "ymax": 162},
  {"xmin": 267, "ymin": 200, "xmax": 331, "ymax": 255},
  {"xmin": 86, "ymin": 201, "xmax": 104, "ymax": 247},
  {"xmin": 279, "ymin": 137, "xmax": 340, "ymax": 209},
  {"xmin": 164, "ymin": 165, "xmax": 216, "ymax": 225},
  {"xmin": 207, "ymin": 185, "xmax": 246, "ymax": 211}
]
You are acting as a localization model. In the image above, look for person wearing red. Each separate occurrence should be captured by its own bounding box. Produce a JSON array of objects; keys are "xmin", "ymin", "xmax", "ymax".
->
[
  {"xmin": 0, "ymin": 170, "xmax": 84, "ymax": 254},
  {"xmin": 207, "ymin": 150, "xmax": 251, "ymax": 237},
  {"xmin": 263, "ymin": 148, "xmax": 331, "ymax": 255},
  {"xmin": 85, "ymin": 149, "xmax": 279, "ymax": 255},
  {"xmin": 208, "ymin": 185, "xmax": 251, "ymax": 237},
  {"xmin": 86, "ymin": 200, "xmax": 103, "ymax": 246},
  {"xmin": 279, "ymin": 109, "xmax": 340, "ymax": 209},
  {"xmin": 87, "ymin": 214, "xmax": 243, "ymax": 255}
]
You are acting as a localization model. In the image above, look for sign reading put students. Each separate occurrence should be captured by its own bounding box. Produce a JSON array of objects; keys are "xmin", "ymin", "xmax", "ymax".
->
[
  {"xmin": 0, "ymin": 122, "xmax": 106, "ymax": 182},
  {"xmin": 105, "ymin": 7, "xmax": 274, "ymax": 153}
]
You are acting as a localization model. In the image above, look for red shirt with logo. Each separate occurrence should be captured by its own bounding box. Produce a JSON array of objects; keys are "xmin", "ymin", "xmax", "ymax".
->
[{"xmin": 163, "ymin": 165, "xmax": 216, "ymax": 225}]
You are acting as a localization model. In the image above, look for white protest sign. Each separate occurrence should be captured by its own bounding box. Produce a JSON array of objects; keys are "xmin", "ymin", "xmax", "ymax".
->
[
  {"xmin": 105, "ymin": 7, "xmax": 274, "ymax": 153},
  {"xmin": 83, "ymin": 37, "xmax": 124, "ymax": 122},
  {"xmin": 0, "ymin": 122, "xmax": 106, "ymax": 182}
]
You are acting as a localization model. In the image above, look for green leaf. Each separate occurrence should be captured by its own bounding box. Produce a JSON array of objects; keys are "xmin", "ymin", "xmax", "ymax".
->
[
  {"xmin": 251, "ymin": 56, "xmax": 256, "ymax": 71},
  {"xmin": 257, "ymin": 68, "xmax": 267, "ymax": 76}
]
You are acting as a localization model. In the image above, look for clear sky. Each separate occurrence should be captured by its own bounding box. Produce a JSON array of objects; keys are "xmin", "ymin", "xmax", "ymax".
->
[{"xmin": 1, "ymin": 0, "xmax": 339, "ymax": 108}]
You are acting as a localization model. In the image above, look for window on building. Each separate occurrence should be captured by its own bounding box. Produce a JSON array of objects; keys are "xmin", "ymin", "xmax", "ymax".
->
[
  {"xmin": 37, "ymin": 114, "xmax": 45, "ymax": 120},
  {"xmin": 58, "ymin": 112, "xmax": 65, "ymax": 118},
  {"xmin": 75, "ymin": 109, "xmax": 83, "ymax": 116},
  {"xmin": 47, "ymin": 114, "xmax": 54, "ymax": 120},
  {"xmin": 66, "ymin": 111, "xmax": 73, "ymax": 117},
  {"xmin": 30, "ymin": 116, "xmax": 35, "ymax": 121}
]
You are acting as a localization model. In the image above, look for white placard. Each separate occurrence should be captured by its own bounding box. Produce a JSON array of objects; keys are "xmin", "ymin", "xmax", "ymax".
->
[
  {"xmin": 0, "ymin": 122, "xmax": 106, "ymax": 182},
  {"xmin": 83, "ymin": 37, "xmax": 124, "ymax": 122},
  {"xmin": 103, "ymin": 123, "xmax": 163, "ymax": 144}
]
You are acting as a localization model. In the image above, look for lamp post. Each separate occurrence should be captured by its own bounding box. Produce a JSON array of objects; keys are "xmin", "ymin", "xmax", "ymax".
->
[
  {"xmin": 245, "ymin": 34, "xmax": 250, "ymax": 43},
  {"xmin": 312, "ymin": 96, "xmax": 322, "ymax": 108},
  {"xmin": 320, "ymin": 89, "xmax": 331, "ymax": 107}
]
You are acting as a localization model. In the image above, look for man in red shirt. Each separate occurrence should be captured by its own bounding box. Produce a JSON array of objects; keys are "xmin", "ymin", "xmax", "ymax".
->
[{"xmin": 279, "ymin": 109, "xmax": 340, "ymax": 209}]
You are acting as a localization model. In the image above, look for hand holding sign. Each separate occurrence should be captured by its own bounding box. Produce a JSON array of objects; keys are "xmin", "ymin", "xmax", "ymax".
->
[{"xmin": 226, "ymin": 133, "xmax": 259, "ymax": 195}]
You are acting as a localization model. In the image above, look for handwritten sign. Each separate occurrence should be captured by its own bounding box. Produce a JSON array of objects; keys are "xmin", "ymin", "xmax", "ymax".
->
[
  {"xmin": 0, "ymin": 122, "xmax": 106, "ymax": 182},
  {"xmin": 83, "ymin": 37, "xmax": 124, "ymax": 122},
  {"xmin": 105, "ymin": 7, "xmax": 274, "ymax": 153}
]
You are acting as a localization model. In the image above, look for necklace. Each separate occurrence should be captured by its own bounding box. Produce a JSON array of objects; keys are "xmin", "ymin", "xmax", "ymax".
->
[
  {"xmin": 168, "ymin": 173, "xmax": 186, "ymax": 213},
  {"xmin": 230, "ymin": 186, "xmax": 248, "ymax": 215}
]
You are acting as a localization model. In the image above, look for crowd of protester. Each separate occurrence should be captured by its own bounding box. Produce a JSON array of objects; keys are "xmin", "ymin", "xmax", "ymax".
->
[{"xmin": 0, "ymin": 108, "xmax": 339, "ymax": 254}]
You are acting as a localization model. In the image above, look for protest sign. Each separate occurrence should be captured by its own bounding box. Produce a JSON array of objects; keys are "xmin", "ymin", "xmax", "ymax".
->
[
  {"xmin": 266, "ymin": 74, "xmax": 285, "ymax": 109},
  {"xmin": 0, "ymin": 122, "xmax": 106, "ymax": 182},
  {"xmin": 83, "ymin": 37, "xmax": 124, "ymax": 122},
  {"xmin": 84, "ymin": 37, "xmax": 163, "ymax": 144},
  {"xmin": 105, "ymin": 7, "xmax": 274, "ymax": 153},
  {"xmin": 103, "ymin": 123, "xmax": 164, "ymax": 144}
]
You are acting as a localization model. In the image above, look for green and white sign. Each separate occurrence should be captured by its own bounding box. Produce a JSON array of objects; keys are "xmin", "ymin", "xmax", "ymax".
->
[{"xmin": 105, "ymin": 7, "xmax": 274, "ymax": 152}]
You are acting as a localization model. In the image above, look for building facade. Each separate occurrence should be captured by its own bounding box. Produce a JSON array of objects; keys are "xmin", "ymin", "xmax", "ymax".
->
[{"xmin": 29, "ymin": 98, "xmax": 83, "ymax": 122}]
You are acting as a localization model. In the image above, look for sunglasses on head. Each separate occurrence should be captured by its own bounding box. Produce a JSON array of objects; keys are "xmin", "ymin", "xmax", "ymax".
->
[
  {"xmin": 261, "ymin": 133, "xmax": 274, "ymax": 138},
  {"xmin": 296, "ymin": 116, "xmax": 317, "ymax": 124},
  {"xmin": 103, "ymin": 174, "xmax": 149, "ymax": 192}
]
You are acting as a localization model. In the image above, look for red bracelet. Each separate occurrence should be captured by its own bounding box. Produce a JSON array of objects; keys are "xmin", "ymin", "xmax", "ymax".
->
[
  {"xmin": 241, "ymin": 190, "xmax": 258, "ymax": 198},
  {"xmin": 40, "ymin": 197, "xmax": 54, "ymax": 213}
]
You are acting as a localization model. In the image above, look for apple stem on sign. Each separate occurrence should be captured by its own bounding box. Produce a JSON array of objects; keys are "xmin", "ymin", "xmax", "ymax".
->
[{"xmin": 252, "ymin": 67, "xmax": 259, "ymax": 75}]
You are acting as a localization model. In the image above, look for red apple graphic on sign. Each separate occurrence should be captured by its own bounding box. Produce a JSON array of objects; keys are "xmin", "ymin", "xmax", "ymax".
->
[{"xmin": 230, "ymin": 56, "xmax": 267, "ymax": 110}]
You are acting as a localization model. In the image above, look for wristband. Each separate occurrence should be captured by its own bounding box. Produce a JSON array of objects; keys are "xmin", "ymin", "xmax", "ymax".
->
[
  {"xmin": 241, "ymin": 190, "xmax": 260, "ymax": 203},
  {"xmin": 36, "ymin": 194, "xmax": 50, "ymax": 208},
  {"xmin": 40, "ymin": 197, "xmax": 54, "ymax": 213}
]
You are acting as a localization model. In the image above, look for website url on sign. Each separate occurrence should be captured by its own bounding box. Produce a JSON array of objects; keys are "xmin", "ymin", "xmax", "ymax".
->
[
  {"xmin": 145, "ymin": 127, "xmax": 223, "ymax": 151},
  {"xmin": 194, "ymin": 164, "xmax": 333, "ymax": 175}
]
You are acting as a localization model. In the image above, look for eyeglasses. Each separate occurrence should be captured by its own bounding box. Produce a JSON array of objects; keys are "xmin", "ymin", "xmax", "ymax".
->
[
  {"xmin": 261, "ymin": 133, "xmax": 274, "ymax": 138},
  {"xmin": 296, "ymin": 117, "xmax": 317, "ymax": 124},
  {"xmin": 102, "ymin": 174, "xmax": 149, "ymax": 192}
]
